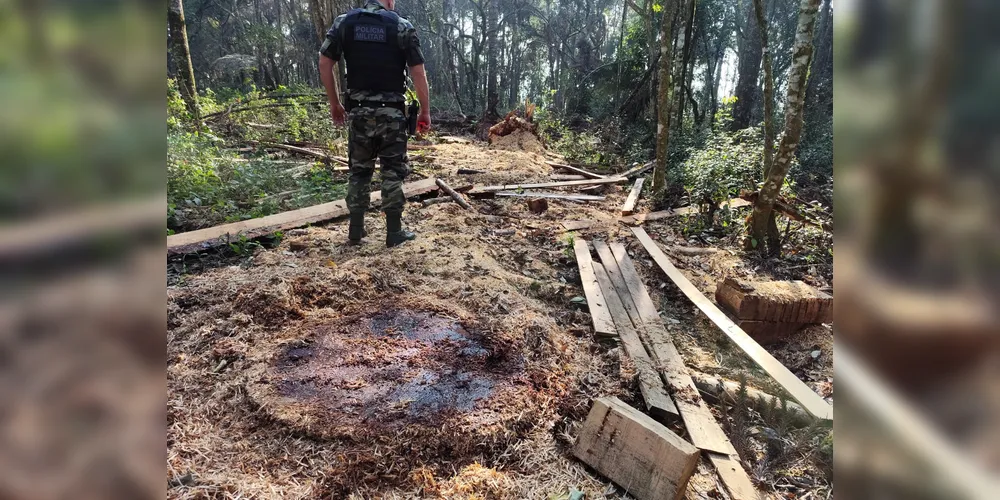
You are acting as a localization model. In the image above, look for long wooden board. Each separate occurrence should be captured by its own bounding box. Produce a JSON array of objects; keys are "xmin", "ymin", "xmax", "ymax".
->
[
  {"xmin": 596, "ymin": 242, "xmax": 737, "ymax": 456},
  {"xmin": 602, "ymin": 241, "xmax": 759, "ymax": 499},
  {"xmin": 167, "ymin": 178, "xmax": 439, "ymax": 255},
  {"xmin": 470, "ymin": 177, "xmax": 625, "ymax": 193},
  {"xmin": 630, "ymin": 227, "xmax": 833, "ymax": 421},
  {"xmin": 573, "ymin": 239, "xmax": 616, "ymax": 338},
  {"xmin": 573, "ymin": 397, "xmax": 699, "ymax": 500},
  {"xmin": 620, "ymin": 199, "xmax": 753, "ymax": 225},
  {"xmin": 544, "ymin": 161, "xmax": 607, "ymax": 179},
  {"xmin": 592, "ymin": 259, "xmax": 678, "ymax": 419},
  {"xmin": 494, "ymin": 192, "xmax": 605, "ymax": 202},
  {"xmin": 621, "ymin": 178, "xmax": 645, "ymax": 215}
]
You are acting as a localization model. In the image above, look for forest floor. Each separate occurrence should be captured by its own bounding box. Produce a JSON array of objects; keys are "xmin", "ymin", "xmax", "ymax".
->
[{"xmin": 167, "ymin": 133, "xmax": 833, "ymax": 499}]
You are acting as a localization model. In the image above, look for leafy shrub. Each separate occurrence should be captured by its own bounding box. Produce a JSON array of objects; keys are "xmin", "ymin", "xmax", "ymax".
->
[{"xmin": 681, "ymin": 128, "xmax": 764, "ymax": 220}]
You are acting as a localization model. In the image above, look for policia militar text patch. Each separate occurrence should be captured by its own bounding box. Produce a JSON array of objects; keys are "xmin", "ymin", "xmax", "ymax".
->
[{"xmin": 354, "ymin": 24, "xmax": 387, "ymax": 42}]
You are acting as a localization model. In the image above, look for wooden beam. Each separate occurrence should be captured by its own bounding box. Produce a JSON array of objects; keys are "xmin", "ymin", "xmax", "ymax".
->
[
  {"xmin": 573, "ymin": 397, "xmax": 699, "ymax": 500},
  {"xmin": 619, "ymin": 161, "xmax": 654, "ymax": 178},
  {"xmin": 494, "ymin": 192, "xmax": 605, "ymax": 202},
  {"xmin": 621, "ymin": 178, "xmax": 645, "ymax": 215},
  {"xmin": 544, "ymin": 160, "xmax": 607, "ymax": 179},
  {"xmin": 561, "ymin": 220, "xmax": 599, "ymax": 231},
  {"xmin": 596, "ymin": 242, "xmax": 737, "ymax": 456},
  {"xmin": 167, "ymin": 178, "xmax": 439, "ymax": 255},
  {"xmin": 572, "ymin": 239, "xmax": 617, "ymax": 338},
  {"xmin": 592, "ymin": 260, "xmax": 678, "ymax": 419},
  {"xmin": 599, "ymin": 241, "xmax": 760, "ymax": 499},
  {"xmin": 619, "ymin": 199, "xmax": 752, "ymax": 225},
  {"xmin": 470, "ymin": 177, "xmax": 625, "ymax": 194},
  {"xmin": 629, "ymin": 227, "xmax": 833, "ymax": 421},
  {"xmin": 435, "ymin": 178, "xmax": 473, "ymax": 210}
]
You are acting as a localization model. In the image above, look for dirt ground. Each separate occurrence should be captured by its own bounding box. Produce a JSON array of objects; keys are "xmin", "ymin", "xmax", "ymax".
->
[{"xmin": 167, "ymin": 136, "xmax": 833, "ymax": 499}]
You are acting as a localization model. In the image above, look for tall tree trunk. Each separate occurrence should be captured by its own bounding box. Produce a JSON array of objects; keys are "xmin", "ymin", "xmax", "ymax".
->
[
  {"xmin": 652, "ymin": 0, "xmax": 681, "ymax": 196},
  {"xmin": 749, "ymin": 0, "xmax": 821, "ymax": 255},
  {"xmin": 168, "ymin": 0, "xmax": 200, "ymax": 123},
  {"xmin": 731, "ymin": 0, "xmax": 762, "ymax": 131},
  {"xmin": 675, "ymin": 0, "xmax": 697, "ymax": 131},
  {"xmin": 615, "ymin": 0, "xmax": 628, "ymax": 109},
  {"xmin": 754, "ymin": 0, "xmax": 776, "ymax": 178},
  {"xmin": 308, "ymin": 0, "xmax": 327, "ymax": 42}
]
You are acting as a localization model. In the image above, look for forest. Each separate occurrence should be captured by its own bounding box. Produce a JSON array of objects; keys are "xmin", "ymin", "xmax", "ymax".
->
[{"xmin": 168, "ymin": 0, "xmax": 835, "ymax": 498}]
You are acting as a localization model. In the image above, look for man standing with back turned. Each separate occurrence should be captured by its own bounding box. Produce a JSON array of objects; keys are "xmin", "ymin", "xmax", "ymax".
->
[{"xmin": 319, "ymin": 0, "xmax": 431, "ymax": 247}]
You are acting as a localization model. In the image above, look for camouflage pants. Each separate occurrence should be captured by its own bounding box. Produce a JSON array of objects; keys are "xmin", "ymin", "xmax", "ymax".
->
[{"xmin": 345, "ymin": 106, "xmax": 410, "ymax": 215}]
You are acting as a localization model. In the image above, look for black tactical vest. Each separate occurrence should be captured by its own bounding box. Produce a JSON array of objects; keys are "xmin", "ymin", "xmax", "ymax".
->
[{"xmin": 341, "ymin": 8, "xmax": 407, "ymax": 93}]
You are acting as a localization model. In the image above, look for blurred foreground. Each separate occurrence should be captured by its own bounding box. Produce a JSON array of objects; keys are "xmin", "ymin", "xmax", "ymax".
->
[
  {"xmin": 1, "ymin": 0, "xmax": 1000, "ymax": 498},
  {"xmin": 836, "ymin": 0, "xmax": 1000, "ymax": 498},
  {"xmin": 0, "ymin": 0, "xmax": 165, "ymax": 499}
]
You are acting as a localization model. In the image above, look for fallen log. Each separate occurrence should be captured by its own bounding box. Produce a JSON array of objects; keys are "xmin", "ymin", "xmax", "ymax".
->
[
  {"xmin": 421, "ymin": 197, "xmax": 453, "ymax": 207},
  {"xmin": 435, "ymin": 178, "xmax": 473, "ymax": 210},
  {"xmin": 167, "ymin": 178, "xmax": 439, "ymax": 255},
  {"xmin": 457, "ymin": 168, "xmax": 486, "ymax": 175},
  {"xmin": 549, "ymin": 174, "xmax": 587, "ymax": 181},
  {"xmin": 203, "ymin": 100, "xmax": 326, "ymax": 120}
]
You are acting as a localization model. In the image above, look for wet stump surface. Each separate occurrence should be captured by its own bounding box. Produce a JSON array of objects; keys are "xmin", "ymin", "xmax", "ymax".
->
[{"xmin": 247, "ymin": 309, "xmax": 535, "ymax": 448}]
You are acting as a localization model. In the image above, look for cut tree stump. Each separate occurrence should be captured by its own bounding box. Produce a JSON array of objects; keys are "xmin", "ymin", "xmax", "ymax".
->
[
  {"xmin": 621, "ymin": 178, "xmax": 645, "ymax": 215},
  {"xmin": 573, "ymin": 397, "xmax": 699, "ymax": 500},
  {"xmin": 526, "ymin": 198, "xmax": 548, "ymax": 214}
]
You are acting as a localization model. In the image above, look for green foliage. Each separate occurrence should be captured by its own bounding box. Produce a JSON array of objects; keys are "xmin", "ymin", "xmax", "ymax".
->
[
  {"xmin": 537, "ymin": 111, "xmax": 613, "ymax": 166},
  {"xmin": 680, "ymin": 128, "xmax": 763, "ymax": 222}
]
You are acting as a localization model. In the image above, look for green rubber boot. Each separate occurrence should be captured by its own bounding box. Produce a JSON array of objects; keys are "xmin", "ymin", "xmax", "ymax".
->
[
  {"xmin": 347, "ymin": 213, "xmax": 367, "ymax": 245},
  {"xmin": 385, "ymin": 210, "xmax": 415, "ymax": 247}
]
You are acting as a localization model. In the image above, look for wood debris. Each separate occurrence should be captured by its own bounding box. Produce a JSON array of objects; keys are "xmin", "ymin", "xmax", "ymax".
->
[
  {"xmin": 630, "ymin": 227, "xmax": 833, "ymax": 421},
  {"xmin": 621, "ymin": 178, "xmax": 645, "ymax": 215},
  {"xmin": 573, "ymin": 397, "xmax": 699, "ymax": 500},
  {"xmin": 167, "ymin": 178, "xmax": 439, "ymax": 255},
  {"xmin": 435, "ymin": 178, "xmax": 473, "ymax": 210}
]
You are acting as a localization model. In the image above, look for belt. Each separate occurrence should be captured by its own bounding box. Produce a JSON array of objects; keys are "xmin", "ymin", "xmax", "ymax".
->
[{"xmin": 347, "ymin": 100, "xmax": 405, "ymax": 110}]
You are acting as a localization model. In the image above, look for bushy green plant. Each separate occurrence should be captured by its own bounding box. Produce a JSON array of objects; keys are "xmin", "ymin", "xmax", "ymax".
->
[{"xmin": 681, "ymin": 128, "xmax": 764, "ymax": 223}]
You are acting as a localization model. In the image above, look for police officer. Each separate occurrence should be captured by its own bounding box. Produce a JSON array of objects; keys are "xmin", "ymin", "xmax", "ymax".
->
[{"xmin": 319, "ymin": 0, "xmax": 431, "ymax": 247}]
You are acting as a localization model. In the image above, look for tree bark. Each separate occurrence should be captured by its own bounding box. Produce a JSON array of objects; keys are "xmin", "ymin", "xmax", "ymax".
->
[
  {"xmin": 168, "ymin": 0, "xmax": 200, "ymax": 123},
  {"xmin": 754, "ymin": 0, "xmax": 776, "ymax": 178},
  {"xmin": 674, "ymin": 0, "xmax": 697, "ymax": 131},
  {"xmin": 730, "ymin": 0, "xmax": 762, "ymax": 131},
  {"xmin": 652, "ymin": 0, "xmax": 681, "ymax": 196},
  {"xmin": 749, "ymin": 0, "xmax": 821, "ymax": 255}
]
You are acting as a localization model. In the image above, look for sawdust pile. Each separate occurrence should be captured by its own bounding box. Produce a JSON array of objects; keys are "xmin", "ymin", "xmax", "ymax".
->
[
  {"xmin": 167, "ymin": 195, "xmax": 632, "ymax": 497},
  {"xmin": 487, "ymin": 110, "xmax": 545, "ymax": 154}
]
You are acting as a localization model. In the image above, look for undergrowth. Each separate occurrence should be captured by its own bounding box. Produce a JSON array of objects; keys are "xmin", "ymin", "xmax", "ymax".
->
[{"xmin": 168, "ymin": 80, "xmax": 349, "ymax": 234}]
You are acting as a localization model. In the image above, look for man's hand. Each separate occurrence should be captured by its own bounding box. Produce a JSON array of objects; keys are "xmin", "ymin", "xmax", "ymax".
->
[
  {"xmin": 330, "ymin": 102, "xmax": 347, "ymax": 126},
  {"xmin": 417, "ymin": 109, "xmax": 431, "ymax": 134}
]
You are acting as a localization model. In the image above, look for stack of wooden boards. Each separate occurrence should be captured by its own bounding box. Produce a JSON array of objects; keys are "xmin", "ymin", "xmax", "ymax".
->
[
  {"xmin": 715, "ymin": 277, "xmax": 834, "ymax": 344},
  {"xmin": 572, "ymin": 238, "xmax": 759, "ymax": 500}
]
